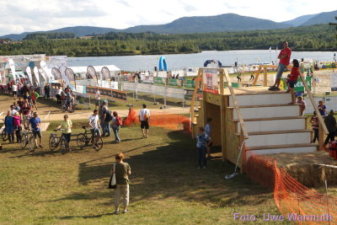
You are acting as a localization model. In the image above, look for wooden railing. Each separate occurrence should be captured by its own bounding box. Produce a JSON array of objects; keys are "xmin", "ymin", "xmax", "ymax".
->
[
  {"xmin": 221, "ymin": 68, "xmax": 249, "ymax": 139},
  {"xmin": 299, "ymin": 73, "xmax": 328, "ymax": 150}
]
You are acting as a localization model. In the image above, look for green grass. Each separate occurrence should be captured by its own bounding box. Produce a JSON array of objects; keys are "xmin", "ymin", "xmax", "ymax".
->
[{"xmin": 0, "ymin": 124, "xmax": 290, "ymax": 225}]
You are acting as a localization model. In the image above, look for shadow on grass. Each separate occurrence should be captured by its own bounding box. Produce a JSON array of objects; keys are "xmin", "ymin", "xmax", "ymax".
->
[{"xmin": 50, "ymin": 130, "xmax": 272, "ymax": 216}]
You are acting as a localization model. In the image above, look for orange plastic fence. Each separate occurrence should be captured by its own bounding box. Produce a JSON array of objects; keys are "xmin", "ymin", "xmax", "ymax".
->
[
  {"xmin": 123, "ymin": 108, "xmax": 191, "ymax": 133},
  {"xmin": 246, "ymin": 154, "xmax": 337, "ymax": 225}
]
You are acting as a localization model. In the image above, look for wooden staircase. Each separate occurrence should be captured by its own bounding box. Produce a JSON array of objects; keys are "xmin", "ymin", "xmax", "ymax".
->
[{"xmin": 229, "ymin": 91, "xmax": 318, "ymax": 159}]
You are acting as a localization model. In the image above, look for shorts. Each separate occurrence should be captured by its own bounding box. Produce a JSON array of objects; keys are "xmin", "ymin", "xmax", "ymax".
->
[
  {"xmin": 91, "ymin": 128, "xmax": 100, "ymax": 137},
  {"xmin": 33, "ymin": 130, "xmax": 41, "ymax": 139},
  {"xmin": 276, "ymin": 63, "xmax": 287, "ymax": 80},
  {"xmin": 63, "ymin": 133, "xmax": 71, "ymax": 143},
  {"xmin": 140, "ymin": 120, "xmax": 149, "ymax": 129},
  {"xmin": 287, "ymin": 80, "xmax": 297, "ymax": 88}
]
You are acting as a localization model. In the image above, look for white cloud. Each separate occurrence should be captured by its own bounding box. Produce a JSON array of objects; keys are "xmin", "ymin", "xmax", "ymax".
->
[{"xmin": 0, "ymin": 0, "xmax": 335, "ymax": 35}]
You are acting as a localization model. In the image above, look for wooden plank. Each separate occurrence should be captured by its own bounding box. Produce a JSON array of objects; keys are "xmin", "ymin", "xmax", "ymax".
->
[
  {"xmin": 248, "ymin": 129, "xmax": 310, "ymax": 136},
  {"xmin": 247, "ymin": 143, "xmax": 318, "ymax": 151}
]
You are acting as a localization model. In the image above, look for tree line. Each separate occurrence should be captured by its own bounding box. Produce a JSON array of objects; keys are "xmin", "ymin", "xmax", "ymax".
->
[{"xmin": 0, "ymin": 24, "xmax": 335, "ymax": 57}]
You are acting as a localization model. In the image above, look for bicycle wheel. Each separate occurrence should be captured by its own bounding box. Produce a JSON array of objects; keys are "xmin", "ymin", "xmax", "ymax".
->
[
  {"xmin": 21, "ymin": 133, "xmax": 28, "ymax": 149},
  {"xmin": 77, "ymin": 133, "xmax": 87, "ymax": 149},
  {"xmin": 49, "ymin": 135, "xmax": 58, "ymax": 151},
  {"xmin": 27, "ymin": 136, "xmax": 36, "ymax": 152},
  {"xmin": 59, "ymin": 137, "xmax": 68, "ymax": 154},
  {"xmin": 93, "ymin": 136, "xmax": 103, "ymax": 151},
  {"xmin": 1, "ymin": 130, "xmax": 7, "ymax": 142}
]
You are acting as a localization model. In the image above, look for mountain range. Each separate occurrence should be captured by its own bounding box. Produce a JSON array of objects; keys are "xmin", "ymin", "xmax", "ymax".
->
[{"xmin": 1, "ymin": 10, "xmax": 336, "ymax": 40}]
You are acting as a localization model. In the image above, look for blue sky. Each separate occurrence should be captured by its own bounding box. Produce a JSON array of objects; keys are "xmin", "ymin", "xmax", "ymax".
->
[{"xmin": 0, "ymin": 0, "xmax": 335, "ymax": 35}]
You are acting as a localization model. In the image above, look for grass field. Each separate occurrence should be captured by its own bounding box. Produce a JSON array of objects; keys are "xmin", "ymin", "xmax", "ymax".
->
[{"xmin": 0, "ymin": 122, "xmax": 290, "ymax": 225}]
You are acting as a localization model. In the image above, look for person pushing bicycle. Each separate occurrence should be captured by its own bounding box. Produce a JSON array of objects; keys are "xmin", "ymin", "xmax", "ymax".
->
[
  {"xmin": 55, "ymin": 114, "xmax": 72, "ymax": 151},
  {"xmin": 88, "ymin": 109, "xmax": 101, "ymax": 149}
]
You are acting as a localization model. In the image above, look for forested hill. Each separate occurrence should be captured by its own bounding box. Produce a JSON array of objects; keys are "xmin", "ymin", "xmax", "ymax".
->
[
  {"xmin": 1, "ymin": 10, "xmax": 336, "ymax": 40},
  {"xmin": 0, "ymin": 24, "xmax": 335, "ymax": 57}
]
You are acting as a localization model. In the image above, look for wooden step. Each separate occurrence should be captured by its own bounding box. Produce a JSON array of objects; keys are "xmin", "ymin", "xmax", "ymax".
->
[
  {"xmin": 232, "ymin": 105, "xmax": 299, "ymax": 120},
  {"xmin": 229, "ymin": 103, "xmax": 295, "ymax": 109},
  {"xmin": 236, "ymin": 118, "xmax": 306, "ymax": 133},
  {"xmin": 248, "ymin": 129, "xmax": 310, "ymax": 136},
  {"xmin": 233, "ymin": 116, "xmax": 304, "ymax": 122},
  {"xmin": 246, "ymin": 144, "xmax": 318, "ymax": 159},
  {"xmin": 246, "ymin": 130, "xmax": 311, "ymax": 147},
  {"xmin": 246, "ymin": 143, "xmax": 318, "ymax": 151},
  {"xmin": 229, "ymin": 92, "xmax": 292, "ymax": 107}
]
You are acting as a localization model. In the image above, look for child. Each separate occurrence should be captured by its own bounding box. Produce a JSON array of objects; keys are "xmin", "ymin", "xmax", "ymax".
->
[
  {"xmin": 196, "ymin": 127, "xmax": 208, "ymax": 169},
  {"xmin": 296, "ymin": 96, "xmax": 306, "ymax": 116},
  {"xmin": 286, "ymin": 59, "xmax": 300, "ymax": 104},
  {"xmin": 310, "ymin": 111, "xmax": 319, "ymax": 143},
  {"xmin": 318, "ymin": 100, "xmax": 327, "ymax": 117}
]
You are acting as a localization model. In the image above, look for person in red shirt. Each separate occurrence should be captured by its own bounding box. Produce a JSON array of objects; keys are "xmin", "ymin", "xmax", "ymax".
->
[
  {"xmin": 269, "ymin": 41, "xmax": 292, "ymax": 91},
  {"xmin": 286, "ymin": 59, "xmax": 300, "ymax": 104}
]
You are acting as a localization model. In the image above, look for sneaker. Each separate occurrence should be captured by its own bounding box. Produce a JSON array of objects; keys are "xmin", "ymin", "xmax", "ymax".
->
[
  {"xmin": 113, "ymin": 211, "xmax": 119, "ymax": 215},
  {"xmin": 122, "ymin": 209, "xmax": 128, "ymax": 214},
  {"xmin": 268, "ymin": 86, "xmax": 275, "ymax": 90}
]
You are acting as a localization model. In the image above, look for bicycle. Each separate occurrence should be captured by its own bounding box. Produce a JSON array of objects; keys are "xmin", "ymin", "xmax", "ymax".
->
[
  {"xmin": 1, "ymin": 129, "xmax": 7, "ymax": 142},
  {"xmin": 21, "ymin": 130, "xmax": 33, "ymax": 150},
  {"xmin": 77, "ymin": 126, "xmax": 103, "ymax": 151},
  {"xmin": 49, "ymin": 129, "xmax": 69, "ymax": 154}
]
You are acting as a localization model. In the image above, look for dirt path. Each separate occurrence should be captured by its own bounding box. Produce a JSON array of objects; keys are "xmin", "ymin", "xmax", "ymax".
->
[{"xmin": 0, "ymin": 95, "xmax": 189, "ymax": 121}]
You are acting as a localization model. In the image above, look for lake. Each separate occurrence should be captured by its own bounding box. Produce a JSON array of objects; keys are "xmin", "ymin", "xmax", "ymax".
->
[{"xmin": 67, "ymin": 50, "xmax": 337, "ymax": 71}]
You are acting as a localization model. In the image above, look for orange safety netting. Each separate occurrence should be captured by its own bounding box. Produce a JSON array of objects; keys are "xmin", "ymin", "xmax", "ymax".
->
[
  {"xmin": 246, "ymin": 154, "xmax": 337, "ymax": 225},
  {"xmin": 123, "ymin": 108, "xmax": 191, "ymax": 133}
]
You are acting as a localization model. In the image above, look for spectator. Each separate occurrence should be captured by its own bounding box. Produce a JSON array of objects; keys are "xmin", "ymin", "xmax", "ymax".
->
[
  {"xmin": 89, "ymin": 109, "xmax": 100, "ymax": 149},
  {"xmin": 318, "ymin": 100, "xmax": 327, "ymax": 117},
  {"xmin": 269, "ymin": 41, "xmax": 292, "ymax": 91},
  {"xmin": 56, "ymin": 114, "xmax": 72, "ymax": 151},
  {"xmin": 196, "ymin": 127, "xmax": 208, "ymax": 169},
  {"xmin": 204, "ymin": 118, "xmax": 213, "ymax": 158},
  {"xmin": 12, "ymin": 83, "xmax": 17, "ymax": 97},
  {"xmin": 10, "ymin": 105, "xmax": 18, "ymax": 116},
  {"xmin": 112, "ymin": 152, "xmax": 131, "ymax": 214},
  {"xmin": 21, "ymin": 101, "xmax": 31, "ymax": 130},
  {"xmin": 13, "ymin": 112, "xmax": 22, "ymax": 143},
  {"xmin": 4, "ymin": 111, "xmax": 14, "ymax": 143},
  {"xmin": 56, "ymin": 86, "xmax": 62, "ymax": 104},
  {"xmin": 100, "ymin": 101, "xmax": 110, "ymax": 137},
  {"xmin": 139, "ymin": 104, "xmax": 150, "ymax": 138},
  {"xmin": 29, "ymin": 112, "xmax": 43, "ymax": 149},
  {"xmin": 310, "ymin": 111, "xmax": 319, "ymax": 143},
  {"xmin": 30, "ymin": 89, "xmax": 39, "ymax": 110},
  {"xmin": 286, "ymin": 59, "xmax": 300, "ymax": 104},
  {"xmin": 44, "ymin": 84, "xmax": 50, "ymax": 99},
  {"xmin": 324, "ymin": 110, "xmax": 336, "ymax": 146},
  {"xmin": 112, "ymin": 111, "xmax": 122, "ymax": 143},
  {"xmin": 296, "ymin": 96, "xmax": 306, "ymax": 116}
]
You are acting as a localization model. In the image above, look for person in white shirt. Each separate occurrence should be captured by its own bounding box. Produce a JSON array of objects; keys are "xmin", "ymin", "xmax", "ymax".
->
[
  {"xmin": 12, "ymin": 83, "xmax": 17, "ymax": 97},
  {"xmin": 138, "ymin": 104, "xmax": 150, "ymax": 138},
  {"xmin": 89, "ymin": 109, "xmax": 100, "ymax": 147}
]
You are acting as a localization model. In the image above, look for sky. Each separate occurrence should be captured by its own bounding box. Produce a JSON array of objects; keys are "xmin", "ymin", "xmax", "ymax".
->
[{"xmin": 0, "ymin": 0, "xmax": 335, "ymax": 36}]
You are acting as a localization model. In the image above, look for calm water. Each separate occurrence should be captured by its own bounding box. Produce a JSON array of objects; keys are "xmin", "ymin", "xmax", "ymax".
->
[{"xmin": 67, "ymin": 50, "xmax": 337, "ymax": 71}]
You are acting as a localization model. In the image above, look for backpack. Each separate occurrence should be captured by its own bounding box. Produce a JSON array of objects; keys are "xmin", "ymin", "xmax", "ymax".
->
[
  {"xmin": 116, "ymin": 116, "xmax": 123, "ymax": 126},
  {"xmin": 105, "ymin": 110, "xmax": 112, "ymax": 122}
]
